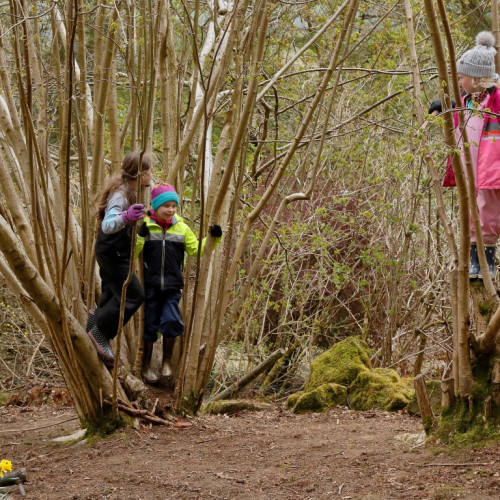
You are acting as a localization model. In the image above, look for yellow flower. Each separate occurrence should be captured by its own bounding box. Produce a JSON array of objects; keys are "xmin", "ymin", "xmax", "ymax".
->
[{"xmin": 0, "ymin": 459, "xmax": 12, "ymax": 477}]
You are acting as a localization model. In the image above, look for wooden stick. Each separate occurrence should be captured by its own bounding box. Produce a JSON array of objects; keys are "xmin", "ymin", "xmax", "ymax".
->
[
  {"xmin": 414, "ymin": 373, "xmax": 436, "ymax": 432},
  {"xmin": 103, "ymin": 399, "xmax": 175, "ymax": 426},
  {"xmin": 207, "ymin": 348, "xmax": 285, "ymax": 402},
  {"xmin": 423, "ymin": 462, "xmax": 490, "ymax": 467}
]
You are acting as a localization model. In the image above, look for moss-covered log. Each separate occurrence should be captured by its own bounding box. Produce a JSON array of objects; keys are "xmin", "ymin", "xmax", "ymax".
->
[{"xmin": 201, "ymin": 399, "xmax": 272, "ymax": 415}]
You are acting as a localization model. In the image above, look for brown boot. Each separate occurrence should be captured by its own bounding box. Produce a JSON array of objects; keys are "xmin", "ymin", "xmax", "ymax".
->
[{"xmin": 141, "ymin": 340, "xmax": 159, "ymax": 384}]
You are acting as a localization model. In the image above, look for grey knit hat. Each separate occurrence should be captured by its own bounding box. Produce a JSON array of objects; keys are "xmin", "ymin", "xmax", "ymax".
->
[{"xmin": 457, "ymin": 31, "xmax": 497, "ymax": 78}]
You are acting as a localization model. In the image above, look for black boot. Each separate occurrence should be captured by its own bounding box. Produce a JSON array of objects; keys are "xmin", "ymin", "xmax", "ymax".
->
[
  {"xmin": 86, "ymin": 308, "xmax": 96, "ymax": 333},
  {"xmin": 478, "ymin": 245, "xmax": 496, "ymax": 279},
  {"xmin": 87, "ymin": 325, "xmax": 115, "ymax": 368},
  {"xmin": 142, "ymin": 341, "xmax": 159, "ymax": 384},
  {"xmin": 470, "ymin": 244, "xmax": 480, "ymax": 279}
]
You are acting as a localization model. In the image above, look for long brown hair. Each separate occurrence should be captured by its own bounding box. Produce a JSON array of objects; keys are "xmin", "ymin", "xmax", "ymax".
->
[{"xmin": 95, "ymin": 152, "xmax": 151, "ymax": 221}]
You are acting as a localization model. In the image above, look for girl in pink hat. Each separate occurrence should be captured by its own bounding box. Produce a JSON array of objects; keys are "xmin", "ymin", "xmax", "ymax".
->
[{"xmin": 136, "ymin": 183, "xmax": 222, "ymax": 384}]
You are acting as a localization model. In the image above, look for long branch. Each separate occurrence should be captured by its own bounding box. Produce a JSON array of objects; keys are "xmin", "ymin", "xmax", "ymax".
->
[{"xmin": 424, "ymin": 0, "xmax": 472, "ymax": 396}]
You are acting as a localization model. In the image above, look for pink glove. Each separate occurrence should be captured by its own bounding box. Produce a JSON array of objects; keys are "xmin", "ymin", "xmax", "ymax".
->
[{"xmin": 122, "ymin": 204, "xmax": 145, "ymax": 224}]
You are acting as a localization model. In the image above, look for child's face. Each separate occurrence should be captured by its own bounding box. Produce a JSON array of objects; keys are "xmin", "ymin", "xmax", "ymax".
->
[
  {"xmin": 140, "ymin": 167, "xmax": 152, "ymax": 186},
  {"xmin": 458, "ymin": 74, "xmax": 480, "ymax": 94},
  {"xmin": 155, "ymin": 201, "xmax": 177, "ymax": 222}
]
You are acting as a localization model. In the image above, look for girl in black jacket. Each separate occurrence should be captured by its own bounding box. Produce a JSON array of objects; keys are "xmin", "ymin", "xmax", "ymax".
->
[{"xmin": 87, "ymin": 152, "xmax": 152, "ymax": 367}]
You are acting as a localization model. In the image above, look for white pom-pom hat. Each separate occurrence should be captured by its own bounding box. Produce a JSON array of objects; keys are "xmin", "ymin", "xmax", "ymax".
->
[{"xmin": 457, "ymin": 31, "xmax": 497, "ymax": 78}]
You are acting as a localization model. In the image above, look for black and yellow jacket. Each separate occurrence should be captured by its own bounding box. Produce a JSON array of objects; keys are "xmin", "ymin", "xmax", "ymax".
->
[{"xmin": 136, "ymin": 215, "xmax": 209, "ymax": 290}]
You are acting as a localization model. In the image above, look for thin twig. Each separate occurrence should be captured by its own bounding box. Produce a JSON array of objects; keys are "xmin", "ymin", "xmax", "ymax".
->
[
  {"xmin": 26, "ymin": 333, "xmax": 46, "ymax": 377},
  {"xmin": 423, "ymin": 462, "xmax": 490, "ymax": 467},
  {"xmin": 0, "ymin": 416, "xmax": 78, "ymax": 434}
]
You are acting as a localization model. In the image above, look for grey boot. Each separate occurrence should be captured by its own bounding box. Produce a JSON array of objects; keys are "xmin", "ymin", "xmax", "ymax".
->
[
  {"xmin": 161, "ymin": 337, "xmax": 176, "ymax": 379},
  {"xmin": 470, "ymin": 244, "xmax": 480, "ymax": 279},
  {"xmin": 478, "ymin": 245, "xmax": 496, "ymax": 279},
  {"xmin": 141, "ymin": 341, "xmax": 159, "ymax": 384}
]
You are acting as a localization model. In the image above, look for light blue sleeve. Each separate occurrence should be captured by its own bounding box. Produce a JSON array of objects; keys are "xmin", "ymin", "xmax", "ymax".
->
[{"xmin": 101, "ymin": 191, "xmax": 128, "ymax": 234}]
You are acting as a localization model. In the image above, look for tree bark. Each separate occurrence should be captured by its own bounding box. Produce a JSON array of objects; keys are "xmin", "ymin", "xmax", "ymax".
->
[{"xmin": 414, "ymin": 374, "xmax": 436, "ymax": 432}]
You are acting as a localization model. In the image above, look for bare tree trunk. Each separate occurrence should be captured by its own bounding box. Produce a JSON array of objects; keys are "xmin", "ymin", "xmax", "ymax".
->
[
  {"xmin": 0, "ymin": 215, "xmax": 119, "ymax": 420},
  {"xmin": 174, "ymin": 0, "xmax": 361, "ymax": 413},
  {"xmin": 492, "ymin": 0, "xmax": 500, "ymax": 71},
  {"xmin": 420, "ymin": 0, "xmax": 500, "ymax": 439},
  {"xmin": 423, "ymin": 0, "xmax": 474, "ymax": 396}
]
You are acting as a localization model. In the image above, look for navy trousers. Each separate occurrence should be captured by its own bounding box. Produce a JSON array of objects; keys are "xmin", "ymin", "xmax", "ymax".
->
[{"xmin": 144, "ymin": 287, "xmax": 184, "ymax": 342}]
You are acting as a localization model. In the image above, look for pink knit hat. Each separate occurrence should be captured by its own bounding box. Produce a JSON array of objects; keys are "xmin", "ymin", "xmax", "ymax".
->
[{"xmin": 151, "ymin": 183, "xmax": 179, "ymax": 210}]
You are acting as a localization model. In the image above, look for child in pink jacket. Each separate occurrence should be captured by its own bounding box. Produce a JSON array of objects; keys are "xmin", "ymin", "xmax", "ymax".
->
[{"xmin": 430, "ymin": 31, "xmax": 500, "ymax": 279}]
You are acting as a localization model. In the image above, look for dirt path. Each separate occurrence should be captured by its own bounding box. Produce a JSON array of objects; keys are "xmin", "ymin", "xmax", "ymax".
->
[{"xmin": 1, "ymin": 403, "xmax": 499, "ymax": 499}]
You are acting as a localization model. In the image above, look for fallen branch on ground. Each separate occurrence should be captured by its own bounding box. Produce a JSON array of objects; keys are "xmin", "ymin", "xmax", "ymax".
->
[
  {"xmin": 423, "ymin": 462, "xmax": 491, "ymax": 467},
  {"xmin": 207, "ymin": 348, "xmax": 285, "ymax": 402},
  {"xmin": 103, "ymin": 399, "xmax": 176, "ymax": 426}
]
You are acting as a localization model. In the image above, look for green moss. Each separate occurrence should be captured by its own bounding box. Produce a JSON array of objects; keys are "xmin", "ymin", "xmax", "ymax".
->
[
  {"xmin": 373, "ymin": 367, "xmax": 400, "ymax": 383},
  {"xmin": 83, "ymin": 412, "xmax": 130, "ymax": 440},
  {"xmin": 400, "ymin": 376, "xmax": 416, "ymax": 392},
  {"xmin": 287, "ymin": 338, "xmax": 420, "ymax": 415},
  {"xmin": 430, "ymin": 485, "xmax": 468, "ymax": 499},
  {"xmin": 305, "ymin": 337, "xmax": 371, "ymax": 391},
  {"xmin": 422, "ymin": 415, "xmax": 434, "ymax": 434},
  {"xmin": 0, "ymin": 392, "xmax": 11, "ymax": 404},
  {"xmin": 180, "ymin": 389, "xmax": 203, "ymax": 416},
  {"xmin": 286, "ymin": 391, "xmax": 305, "ymax": 410},
  {"xmin": 471, "ymin": 362, "xmax": 492, "ymax": 401},
  {"xmin": 436, "ymin": 397, "xmax": 500, "ymax": 446},
  {"xmin": 349, "ymin": 368, "xmax": 414, "ymax": 411},
  {"xmin": 479, "ymin": 300, "xmax": 493, "ymax": 315},
  {"xmin": 433, "ymin": 359, "xmax": 500, "ymax": 445},
  {"xmin": 287, "ymin": 383, "xmax": 347, "ymax": 414},
  {"xmin": 201, "ymin": 399, "xmax": 272, "ymax": 415}
]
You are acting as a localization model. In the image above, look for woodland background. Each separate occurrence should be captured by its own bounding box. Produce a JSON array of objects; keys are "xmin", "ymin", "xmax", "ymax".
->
[{"xmin": 0, "ymin": 0, "xmax": 497, "ymax": 423}]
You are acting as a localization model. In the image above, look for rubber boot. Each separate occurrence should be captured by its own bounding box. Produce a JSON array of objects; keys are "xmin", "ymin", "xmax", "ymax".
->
[
  {"xmin": 141, "ymin": 341, "xmax": 159, "ymax": 384},
  {"xmin": 161, "ymin": 337, "xmax": 176, "ymax": 379},
  {"xmin": 87, "ymin": 324, "xmax": 115, "ymax": 368},
  {"xmin": 469, "ymin": 244, "xmax": 480, "ymax": 279},
  {"xmin": 86, "ymin": 308, "xmax": 96, "ymax": 333},
  {"xmin": 478, "ymin": 245, "xmax": 496, "ymax": 280}
]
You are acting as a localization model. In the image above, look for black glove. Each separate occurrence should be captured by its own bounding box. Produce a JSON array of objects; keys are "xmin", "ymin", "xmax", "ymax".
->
[
  {"xmin": 209, "ymin": 224, "xmax": 222, "ymax": 238},
  {"xmin": 428, "ymin": 99, "xmax": 456, "ymax": 114},
  {"xmin": 138, "ymin": 221, "xmax": 149, "ymax": 237}
]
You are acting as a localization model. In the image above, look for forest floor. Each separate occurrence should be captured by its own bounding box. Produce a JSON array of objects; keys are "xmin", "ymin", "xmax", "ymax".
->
[{"xmin": 1, "ymin": 387, "xmax": 500, "ymax": 500}]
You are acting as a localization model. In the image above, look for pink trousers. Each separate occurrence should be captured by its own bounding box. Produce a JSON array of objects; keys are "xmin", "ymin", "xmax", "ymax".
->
[{"xmin": 470, "ymin": 189, "xmax": 500, "ymax": 245}]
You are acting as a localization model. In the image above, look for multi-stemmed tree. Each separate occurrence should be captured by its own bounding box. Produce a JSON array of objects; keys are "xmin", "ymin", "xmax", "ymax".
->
[
  {"xmin": 418, "ymin": 0, "xmax": 500, "ymax": 437},
  {"xmin": 2, "ymin": 0, "xmax": 497, "ymax": 439},
  {"xmin": 0, "ymin": 0, "xmax": 363, "ymax": 423}
]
